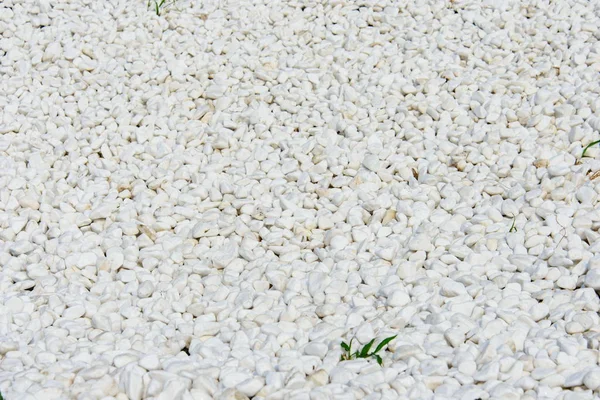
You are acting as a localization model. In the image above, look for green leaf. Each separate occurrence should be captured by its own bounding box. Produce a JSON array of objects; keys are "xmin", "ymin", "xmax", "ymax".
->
[
  {"xmin": 359, "ymin": 338, "xmax": 375, "ymax": 358},
  {"xmin": 582, "ymin": 140, "xmax": 600, "ymax": 158},
  {"xmin": 373, "ymin": 335, "xmax": 397, "ymax": 355},
  {"xmin": 375, "ymin": 354, "xmax": 383, "ymax": 366},
  {"xmin": 341, "ymin": 341, "xmax": 350, "ymax": 352}
]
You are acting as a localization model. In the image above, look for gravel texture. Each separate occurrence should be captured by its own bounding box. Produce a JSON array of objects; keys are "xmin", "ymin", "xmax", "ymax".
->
[{"xmin": 1, "ymin": 0, "xmax": 600, "ymax": 399}]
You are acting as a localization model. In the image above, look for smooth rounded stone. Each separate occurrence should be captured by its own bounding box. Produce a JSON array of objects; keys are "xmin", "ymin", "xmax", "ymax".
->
[
  {"xmin": 236, "ymin": 377, "xmax": 264, "ymax": 397},
  {"xmin": 576, "ymin": 187, "xmax": 597, "ymax": 204},
  {"xmin": 556, "ymin": 275, "xmax": 577, "ymax": 290},
  {"xmin": 5, "ymin": 296, "xmax": 25, "ymax": 313},
  {"xmin": 420, "ymin": 359, "xmax": 448, "ymax": 376},
  {"xmin": 304, "ymin": 343, "xmax": 328, "ymax": 359},
  {"xmin": 137, "ymin": 281, "xmax": 155, "ymax": 298},
  {"xmin": 118, "ymin": 270, "xmax": 137, "ymax": 283},
  {"xmin": 62, "ymin": 305, "xmax": 86, "ymax": 319},
  {"xmin": 393, "ymin": 345, "xmax": 422, "ymax": 361},
  {"xmin": 547, "ymin": 164, "xmax": 571, "ymax": 177},
  {"xmin": 308, "ymin": 370, "xmax": 329, "ymax": 387},
  {"xmin": 89, "ymin": 204, "xmax": 116, "ymax": 220},
  {"xmin": 106, "ymin": 248, "xmax": 125, "ymax": 270},
  {"xmin": 548, "ymin": 255, "xmax": 574, "ymax": 268},
  {"xmin": 457, "ymin": 360, "xmax": 477, "ymax": 376},
  {"xmin": 473, "ymin": 362, "xmax": 500, "ymax": 382},
  {"xmin": 9, "ymin": 241, "xmax": 35, "ymax": 256},
  {"xmin": 77, "ymin": 252, "xmax": 98, "ymax": 268},
  {"xmin": 221, "ymin": 371, "xmax": 252, "ymax": 389},
  {"xmin": 529, "ymin": 303, "xmax": 550, "ymax": 322},
  {"xmin": 583, "ymin": 369, "xmax": 600, "ymax": 390},
  {"xmin": 584, "ymin": 269, "xmax": 600, "ymax": 290},
  {"xmin": 329, "ymin": 367, "xmax": 355, "ymax": 385},
  {"xmin": 362, "ymin": 155, "xmax": 381, "ymax": 172},
  {"xmin": 440, "ymin": 281, "xmax": 467, "ymax": 297},
  {"xmin": 407, "ymin": 235, "xmax": 434, "ymax": 252},
  {"xmin": 387, "ymin": 290, "xmax": 411, "ymax": 307},
  {"xmin": 114, "ymin": 354, "xmax": 140, "ymax": 368},
  {"xmin": 444, "ymin": 329, "xmax": 465, "ymax": 348},
  {"xmin": 120, "ymin": 366, "xmax": 146, "ymax": 400},
  {"xmin": 18, "ymin": 195, "xmax": 40, "ymax": 210},
  {"xmin": 354, "ymin": 370, "xmax": 386, "ymax": 386}
]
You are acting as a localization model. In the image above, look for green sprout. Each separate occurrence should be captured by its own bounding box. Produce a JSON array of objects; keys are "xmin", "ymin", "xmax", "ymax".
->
[
  {"xmin": 340, "ymin": 335, "xmax": 397, "ymax": 366},
  {"xmin": 509, "ymin": 217, "xmax": 517, "ymax": 233},
  {"xmin": 582, "ymin": 140, "xmax": 600, "ymax": 158},
  {"xmin": 147, "ymin": 0, "xmax": 176, "ymax": 15}
]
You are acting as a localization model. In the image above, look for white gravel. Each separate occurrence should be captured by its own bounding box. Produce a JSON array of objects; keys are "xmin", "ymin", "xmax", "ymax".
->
[{"xmin": 1, "ymin": 0, "xmax": 600, "ymax": 399}]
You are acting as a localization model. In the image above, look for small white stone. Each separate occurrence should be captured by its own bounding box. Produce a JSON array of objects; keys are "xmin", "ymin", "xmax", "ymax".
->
[
  {"xmin": 408, "ymin": 235, "xmax": 434, "ymax": 252},
  {"xmin": 77, "ymin": 252, "xmax": 98, "ymax": 268},
  {"xmin": 106, "ymin": 248, "xmax": 124, "ymax": 270},
  {"xmin": 18, "ymin": 195, "xmax": 40, "ymax": 210},
  {"xmin": 458, "ymin": 360, "xmax": 477, "ymax": 376},
  {"xmin": 444, "ymin": 328, "xmax": 465, "ymax": 348},
  {"xmin": 585, "ymin": 269, "xmax": 600, "ymax": 290},
  {"xmin": 236, "ymin": 377, "xmax": 264, "ymax": 397},
  {"xmin": 308, "ymin": 370, "xmax": 329, "ymax": 387},
  {"xmin": 139, "ymin": 354, "xmax": 161, "ymax": 370},
  {"xmin": 304, "ymin": 342, "xmax": 328, "ymax": 359},
  {"xmin": 529, "ymin": 303, "xmax": 549, "ymax": 322},
  {"xmin": 440, "ymin": 281, "xmax": 467, "ymax": 297},
  {"xmin": 362, "ymin": 155, "xmax": 381, "ymax": 172},
  {"xmin": 138, "ymin": 281, "xmax": 154, "ymax": 298},
  {"xmin": 43, "ymin": 42, "xmax": 63, "ymax": 62},
  {"xmin": 118, "ymin": 270, "xmax": 137, "ymax": 283},
  {"xmin": 583, "ymin": 369, "xmax": 600, "ymax": 390},
  {"xmin": 6, "ymin": 296, "xmax": 24, "ymax": 313},
  {"xmin": 121, "ymin": 366, "xmax": 146, "ymax": 400},
  {"xmin": 473, "ymin": 362, "xmax": 499, "ymax": 382},
  {"xmin": 318, "ymin": 216, "xmax": 334, "ymax": 230},
  {"xmin": 393, "ymin": 345, "xmax": 421, "ymax": 360},
  {"xmin": 9, "ymin": 240, "xmax": 35, "ymax": 256},
  {"xmin": 387, "ymin": 290, "xmax": 411, "ymax": 307},
  {"xmin": 330, "ymin": 367, "xmax": 354, "ymax": 385},
  {"xmin": 63, "ymin": 305, "xmax": 86, "ymax": 319},
  {"xmin": 114, "ymin": 354, "xmax": 140, "ymax": 368},
  {"xmin": 547, "ymin": 164, "xmax": 570, "ymax": 177},
  {"xmin": 89, "ymin": 203, "xmax": 116, "ymax": 220}
]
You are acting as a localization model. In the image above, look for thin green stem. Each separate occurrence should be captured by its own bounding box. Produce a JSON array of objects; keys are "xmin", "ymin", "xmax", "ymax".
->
[{"xmin": 582, "ymin": 140, "xmax": 600, "ymax": 158}]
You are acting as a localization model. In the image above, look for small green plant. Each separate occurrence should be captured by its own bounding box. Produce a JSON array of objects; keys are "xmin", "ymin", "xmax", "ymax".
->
[
  {"xmin": 147, "ymin": 0, "xmax": 176, "ymax": 15},
  {"xmin": 582, "ymin": 140, "xmax": 600, "ymax": 158},
  {"xmin": 340, "ymin": 335, "xmax": 397, "ymax": 366},
  {"xmin": 509, "ymin": 217, "xmax": 517, "ymax": 233}
]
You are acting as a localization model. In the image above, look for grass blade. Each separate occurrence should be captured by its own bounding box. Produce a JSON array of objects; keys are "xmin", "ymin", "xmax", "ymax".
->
[
  {"xmin": 341, "ymin": 341, "xmax": 350, "ymax": 352},
  {"xmin": 373, "ymin": 335, "xmax": 397, "ymax": 355},
  {"xmin": 509, "ymin": 218, "xmax": 517, "ymax": 233},
  {"xmin": 359, "ymin": 339, "xmax": 375, "ymax": 358},
  {"xmin": 582, "ymin": 140, "xmax": 600, "ymax": 158},
  {"xmin": 375, "ymin": 355, "xmax": 383, "ymax": 366}
]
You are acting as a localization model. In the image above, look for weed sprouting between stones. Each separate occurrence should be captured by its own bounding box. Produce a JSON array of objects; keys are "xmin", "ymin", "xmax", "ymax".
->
[{"xmin": 340, "ymin": 335, "xmax": 397, "ymax": 366}]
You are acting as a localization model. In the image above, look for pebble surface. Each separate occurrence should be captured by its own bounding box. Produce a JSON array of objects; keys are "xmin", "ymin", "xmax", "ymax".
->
[{"xmin": 1, "ymin": 0, "xmax": 600, "ymax": 399}]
